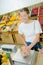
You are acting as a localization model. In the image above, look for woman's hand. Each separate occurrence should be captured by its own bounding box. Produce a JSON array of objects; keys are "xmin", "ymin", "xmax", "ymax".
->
[
  {"xmin": 38, "ymin": 48, "xmax": 43, "ymax": 54},
  {"xmin": 26, "ymin": 46, "xmax": 31, "ymax": 52},
  {"xmin": 20, "ymin": 46, "xmax": 30, "ymax": 57},
  {"xmin": 24, "ymin": 43, "xmax": 27, "ymax": 47}
]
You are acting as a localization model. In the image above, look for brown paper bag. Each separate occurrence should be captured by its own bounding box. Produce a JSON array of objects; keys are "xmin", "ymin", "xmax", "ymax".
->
[{"xmin": 36, "ymin": 52, "xmax": 43, "ymax": 65}]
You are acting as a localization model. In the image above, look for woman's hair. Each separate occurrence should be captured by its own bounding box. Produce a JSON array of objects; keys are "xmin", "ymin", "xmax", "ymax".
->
[{"xmin": 20, "ymin": 8, "xmax": 29, "ymax": 14}]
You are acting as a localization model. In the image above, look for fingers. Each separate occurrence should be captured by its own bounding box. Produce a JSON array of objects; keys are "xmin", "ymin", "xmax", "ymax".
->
[{"xmin": 38, "ymin": 48, "xmax": 43, "ymax": 54}]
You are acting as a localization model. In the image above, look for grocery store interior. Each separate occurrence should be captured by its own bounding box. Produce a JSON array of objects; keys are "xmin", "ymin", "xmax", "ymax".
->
[{"xmin": 0, "ymin": 0, "xmax": 43, "ymax": 65}]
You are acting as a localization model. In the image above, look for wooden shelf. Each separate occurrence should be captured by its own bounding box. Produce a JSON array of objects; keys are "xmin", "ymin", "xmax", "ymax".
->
[{"xmin": 0, "ymin": 31, "xmax": 18, "ymax": 34}]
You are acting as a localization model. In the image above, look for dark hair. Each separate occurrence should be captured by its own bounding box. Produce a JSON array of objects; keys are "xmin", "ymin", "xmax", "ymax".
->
[{"xmin": 20, "ymin": 8, "xmax": 29, "ymax": 14}]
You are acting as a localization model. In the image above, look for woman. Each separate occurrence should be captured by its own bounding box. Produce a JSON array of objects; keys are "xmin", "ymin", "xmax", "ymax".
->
[{"xmin": 18, "ymin": 8, "xmax": 42, "ymax": 52}]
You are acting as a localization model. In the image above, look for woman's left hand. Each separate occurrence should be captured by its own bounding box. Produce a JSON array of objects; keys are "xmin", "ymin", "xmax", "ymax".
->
[
  {"xmin": 26, "ymin": 46, "xmax": 31, "ymax": 52},
  {"xmin": 27, "ymin": 46, "xmax": 31, "ymax": 51},
  {"xmin": 21, "ymin": 46, "xmax": 30, "ymax": 57},
  {"xmin": 38, "ymin": 48, "xmax": 43, "ymax": 54}
]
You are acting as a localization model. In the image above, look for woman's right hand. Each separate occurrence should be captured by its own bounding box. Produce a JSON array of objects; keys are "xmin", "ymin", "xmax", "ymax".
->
[
  {"xmin": 20, "ymin": 45, "xmax": 30, "ymax": 57},
  {"xmin": 24, "ymin": 43, "xmax": 27, "ymax": 47}
]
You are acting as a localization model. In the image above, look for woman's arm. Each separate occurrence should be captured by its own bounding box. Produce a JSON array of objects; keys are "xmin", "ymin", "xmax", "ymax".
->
[
  {"xmin": 19, "ymin": 34, "xmax": 27, "ymax": 46},
  {"xmin": 28, "ymin": 33, "xmax": 40, "ymax": 50}
]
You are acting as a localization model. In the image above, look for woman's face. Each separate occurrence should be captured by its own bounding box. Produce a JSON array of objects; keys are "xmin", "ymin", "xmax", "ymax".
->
[{"xmin": 20, "ymin": 10, "xmax": 29, "ymax": 23}]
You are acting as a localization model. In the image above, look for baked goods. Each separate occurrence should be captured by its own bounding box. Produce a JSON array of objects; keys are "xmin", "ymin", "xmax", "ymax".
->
[{"xmin": 0, "ymin": 51, "xmax": 11, "ymax": 65}]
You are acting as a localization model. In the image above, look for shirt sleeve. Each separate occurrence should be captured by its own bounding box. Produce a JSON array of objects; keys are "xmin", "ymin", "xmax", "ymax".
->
[
  {"xmin": 35, "ymin": 20, "xmax": 42, "ymax": 34},
  {"xmin": 18, "ymin": 23, "xmax": 23, "ymax": 34}
]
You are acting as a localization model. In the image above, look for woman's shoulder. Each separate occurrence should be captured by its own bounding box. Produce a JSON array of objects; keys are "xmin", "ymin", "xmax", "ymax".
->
[
  {"xmin": 34, "ymin": 20, "xmax": 40, "ymax": 25},
  {"xmin": 32, "ymin": 20, "xmax": 40, "ymax": 24},
  {"xmin": 18, "ymin": 22, "xmax": 24, "ymax": 27},
  {"xmin": 31, "ymin": 20, "xmax": 38, "ymax": 22}
]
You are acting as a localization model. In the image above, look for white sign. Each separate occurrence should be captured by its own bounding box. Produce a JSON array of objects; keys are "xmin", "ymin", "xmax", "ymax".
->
[{"xmin": 0, "ymin": 0, "xmax": 43, "ymax": 15}]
